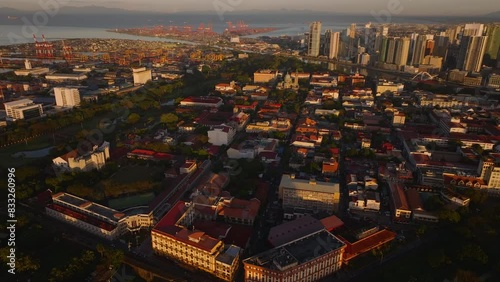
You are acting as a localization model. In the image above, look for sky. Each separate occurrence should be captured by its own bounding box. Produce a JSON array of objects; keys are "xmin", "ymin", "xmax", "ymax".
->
[{"xmin": 1, "ymin": 0, "xmax": 498, "ymax": 16}]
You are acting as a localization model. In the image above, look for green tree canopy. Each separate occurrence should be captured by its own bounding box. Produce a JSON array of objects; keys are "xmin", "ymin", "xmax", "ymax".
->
[{"xmin": 127, "ymin": 113, "xmax": 141, "ymax": 124}]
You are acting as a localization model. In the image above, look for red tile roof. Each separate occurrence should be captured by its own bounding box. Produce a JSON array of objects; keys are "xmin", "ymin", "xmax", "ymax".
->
[
  {"xmin": 47, "ymin": 203, "xmax": 116, "ymax": 231},
  {"xmin": 320, "ymin": 215, "xmax": 344, "ymax": 231},
  {"xmin": 341, "ymin": 229, "xmax": 397, "ymax": 261}
]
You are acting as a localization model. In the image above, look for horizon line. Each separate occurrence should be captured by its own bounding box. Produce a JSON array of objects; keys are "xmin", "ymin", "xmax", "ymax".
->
[{"xmin": 0, "ymin": 5, "xmax": 498, "ymax": 18}]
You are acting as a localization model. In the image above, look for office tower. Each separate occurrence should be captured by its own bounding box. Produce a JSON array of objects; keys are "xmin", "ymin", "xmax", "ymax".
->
[
  {"xmin": 308, "ymin": 22, "xmax": 322, "ymax": 57},
  {"xmin": 395, "ymin": 37, "xmax": 411, "ymax": 67},
  {"xmin": 374, "ymin": 26, "xmax": 389, "ymax": 53},
  {"xmin": 349, "ymin": 23, "xmax": 357, "ymax": 39},
  {"xmin": 357, "ymin": 53, "xmax": 371, "ymax": 65},
  {"xmin": 446, "ymin": 25, "xmax": 462, "ymax": 45},
  {"xmin": 348, "ymin": 23, "xmax": 357, "ymax": 58},
  {"xmin": 386, "ymin": 37, "xmax": 397, "ymax": 64},
  {"xmin": 408, "ymin": 33, "xmax": 419, "ymax": 65},
  {"xmin": 457, "ymin": 36, "xmax": 488, "ymax": 72},
  {"xmin": 364, "ymin": 22, "xmax": 372, "ymax": 45},
  {"xmin": 364, "ymin": 23, "xmax": 379, "ymax": 54},
  {"xmin": 378, "ymin": 36, "xmax": 389, "ymax": 63},
  {"xmin": 324, "ymin": 30, "xmax": 340, "ymax": 59},
  {"xmin": 485, "ymin": 24, "xmax": 500, "ymax": 65},
  {"xmin": 433, "ymin": 33, "xmax": 450, "ymax": 58},
  {"xmin": 425, "ymin": 40, "xmax": 435, "ymax": 56},
  {"xmin": 463, "ymin": 23, "xmax": 485, "ymax": 37},
  {"xmin": 412, "ymin": 35, "xmax": 428, "ymax": 66}
]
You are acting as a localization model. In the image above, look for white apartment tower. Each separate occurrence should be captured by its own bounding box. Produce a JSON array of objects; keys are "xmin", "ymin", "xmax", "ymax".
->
[
  {"xmin": 308, "ymin": 22, "xmax": 322, "ymax": 57},
  {"xmin": 324, "ymin": 30, "xmax": 340, "ymax": 59}
]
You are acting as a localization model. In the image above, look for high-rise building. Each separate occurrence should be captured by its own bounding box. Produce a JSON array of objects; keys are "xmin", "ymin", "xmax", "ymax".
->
[
  {"xmin": 457, "ymin": 35, "xmax": 488, "ymax": 72},
  {"xmin": 433, "ymin": 33, "xmax": 450, "ymax": 58},
  {"xmin": 357, "ymin": 53, "xmax": 371, "ymax": 66},
  {"xmin": 54, "ymin": 87, "xmax": 81, "ymax": 108},
  {"xmin": 394, "ymin": 37, "xmax": 411, "ymax": 67},
  {"xmin": 412, "ymin": 35, "xmax": 429, "ymax": 66},
  {"xmin": 324, "ymin": 30, "xmax": 340, "ymax": 59},
  {"xmin": 348, "ymin": 23, "xmax": 357, "ymax": 58},
  {"xmin": 378, "ymin": 36, "xmax": 389, "ymax": 63},
  {"xmin": 446, "ymin": 25, "xmax": 462, "ymax": 45},
  {"xmin": 408, "ymin": 33, "xmax": 419, "ymax": 65},
  {"xmin": 462, "ymin": 23, "xmax": 485, "ymax": 37},
  {"xmin": 364, "ymin": 23, "xmax": 378, "ymax": 53},
  {"xmin": 385, "ymin": 37, "xmax": 398, "ymax": 64},
  {"xmin": 374, "ymin": 26, "xmax": 389, "ymax": 54},
  {"xmin": 485, "ymin": 24, "xmax": 500, "ymax": 64},
  {"xmin": 425, "ymin": 40, "xmax": 435, "ymax": 56},
  {"xmin": 308, "ymin": 22, "xmax": 322, "ymax": 57}
]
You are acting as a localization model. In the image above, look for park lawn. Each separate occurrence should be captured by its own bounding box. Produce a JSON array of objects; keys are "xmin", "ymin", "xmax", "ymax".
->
[
  {"xmin": 110, "ymin": 165, "xmax": 163, "ymax": 184},
  {"xmin": 108, "ymin": 192, "xmax": 155, "ymax": 210}
]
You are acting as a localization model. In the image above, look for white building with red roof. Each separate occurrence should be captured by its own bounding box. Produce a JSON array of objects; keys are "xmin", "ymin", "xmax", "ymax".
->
[{"xmin": 208, "ymin": 125, "xmax": 236, "ymax": 146}]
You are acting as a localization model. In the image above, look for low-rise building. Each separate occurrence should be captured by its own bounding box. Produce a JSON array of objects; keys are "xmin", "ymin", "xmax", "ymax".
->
[
  {"xmin": 152, "ymin": 201, "xmax": 243, "ymax": 281},
  {"xmin": 208, "ymin": 125, "xmax": 236, "ymax": 146},
  {"xmin": 45, "ymin": 73, "xmax": 87, "ymax": 81},
  {"xmin": 389, "ymin": 182, "xmax": 412, "ymax": 220},
  {"xmin": 180, "ymin": 96, "xmax": 223, "ymax": 108},
  {"xmin": 4, "ymin": 99, "xmax": 44, "ymax": 121},
  {"xmin": 243, "ymin": 229, "xmax": 345, "ymax": 282},
  {"xmin": 279, "ymin": 174, "xmax": 340, "ymax": 218},
  {"xmin": 253, "ymin": 69, "xmax": 278, "ymax": 83},
  {"xmin": 45, "ymin": 192, "xmax": 127, "ymax": 240},
  {"xmin": 52, "ymin": 141, "xmax": 110, "ymax": 172}
]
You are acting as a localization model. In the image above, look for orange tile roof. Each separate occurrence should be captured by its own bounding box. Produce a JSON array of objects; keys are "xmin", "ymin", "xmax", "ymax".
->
[
  {"xmin": 343, "ymin": 229, "xmax": 397, "ymax": 261},
  {"xmin": 320, "ymin": 215, "xmax": 344, "ymax": 231}
]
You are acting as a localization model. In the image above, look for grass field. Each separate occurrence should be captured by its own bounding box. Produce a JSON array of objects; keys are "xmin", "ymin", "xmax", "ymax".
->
[
  {"xmin": 108, "ymin": 192, "xmax": 155, "ymax": 210},
  {"xmin": 110, "ymin": 165, "xmax": 162, "ymax": 184}
]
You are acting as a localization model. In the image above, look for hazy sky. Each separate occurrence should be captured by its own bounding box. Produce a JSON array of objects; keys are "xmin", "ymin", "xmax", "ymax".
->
[{"xmin": 2, "ymin": 0, "xmax": 498, "ymax": 16}]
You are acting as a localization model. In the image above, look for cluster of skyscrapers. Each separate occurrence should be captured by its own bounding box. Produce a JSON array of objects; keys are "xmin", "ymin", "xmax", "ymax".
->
[{"xmin": 307, "ymin": 22, "xmax": 500, "ymax": 73}]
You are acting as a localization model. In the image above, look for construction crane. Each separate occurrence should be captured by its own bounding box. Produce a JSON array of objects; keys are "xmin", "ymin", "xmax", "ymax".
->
[
  {"xmin": 33, "ymin": 35, "xmax": 44, "ymax": 58},
  {"xmin": 41, "ymin": 34, "xmax": 54, "ymax": 58},
  {"xmin": 62, "ymin": 40, "xmax": 73, "ymax": 62}
]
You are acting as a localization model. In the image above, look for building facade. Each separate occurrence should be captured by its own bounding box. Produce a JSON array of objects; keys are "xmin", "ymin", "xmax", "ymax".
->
[
  {"xmin": 457, "ymin": 35, "xmax": 488, "ymax": 72},
  {"xmin": 208, "ymin": 125, "xmax": 236, "ymax": 146},
  {"xmin": 243, "ymin": 229, "xmax": 345, "ymax": 282},
  {"xmin": 308, "ymin": 22, "xmax": 322, "ymax": 57},
  {"xmin": 132, "ymin": 67, "xmax": 152, "ymax": 85},
  {"xmin": 279, "ymin": 175, "xmax": 340, "ymax": 217},
  {"xmin": 324, "ymin": 30, "xmax": 340, "ymax": 60},
  {"xmin": 45, "ymin": 192, "xmax": 127, "ymax": 240},
  {"xmin": 4, "ymin": 99, "xmax": 44, "ymax": 121},
  {"xmin": 52, "ymin": 141, "xmax": 110, "ymax": 172},
  {"xmin": 54, "ymin": 87, "xmax": 81, "ymax": 107},
  {"xmin": 151, "ymin": 201, "xmax": 242, "ymax": 281}
]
